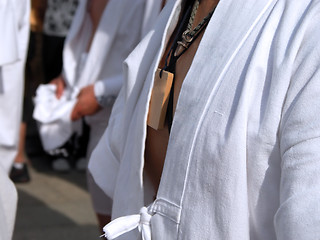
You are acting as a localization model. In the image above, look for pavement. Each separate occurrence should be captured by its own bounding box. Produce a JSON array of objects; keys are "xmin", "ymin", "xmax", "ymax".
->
[{"xmin": 12, "ymin": 129, "xmax": 101, "ymax": 240}]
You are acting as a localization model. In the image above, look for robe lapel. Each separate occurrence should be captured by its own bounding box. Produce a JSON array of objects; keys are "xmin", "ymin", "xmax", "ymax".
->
[
  {"xmin": 109, "ymin": 0, "xmax": 181, "ymax": 218},
  {"xmin": 63, "ymin": 0, "xmax": 88, "ymax": 87},
  {"xmin": 63, "ymin": 0, "xmax": 92, "ymax": 87},
  {"xmin": 159, "ymin": 0, "xmax": 279, "ymax": 204},
  {"xmin": 183, "ymin": 0, "xmax": 279, "ymax": 102},
  {"xmin": 77, "ymin": 0, "xmax": 124, "ymax": 89},
  {"xmin": 173, "ymin": 0, "xmax": 279, "ymax": 134}
]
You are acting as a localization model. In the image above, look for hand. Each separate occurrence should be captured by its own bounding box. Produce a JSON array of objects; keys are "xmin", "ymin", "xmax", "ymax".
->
[
  {"xmin": 71, "ymin": 85, "xmax": 102, "ymax": 121},
  {"xmin": 50, "ymin": 75, "xmax": 66, "ymax": 99}
]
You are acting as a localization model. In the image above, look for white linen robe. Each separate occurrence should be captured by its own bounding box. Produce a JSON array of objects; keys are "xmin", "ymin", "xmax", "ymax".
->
[
  {"xmin": 33, "ymin": 0, "xmax": 160, "ymax": 151},
  {"xmin": 0, "ymin": 0, "xmax": 30, "ymax": 173},
  {"xmin": 0, "ymin": 0, "xmax": 29, "ymax": 239},
  {"xmin": 89, "ymin": 0, "xmax": 320, "ymax": 239}
]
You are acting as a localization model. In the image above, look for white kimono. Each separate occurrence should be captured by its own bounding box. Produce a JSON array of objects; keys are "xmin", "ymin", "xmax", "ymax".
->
[
  {"xmin": 0, "ymin": 0, "xmax": 30, "ymax": 173},
  {"xmin": 89, "ymin": 0, "xmax": 320, "ymax": 239},
  {"xmin": 34, "ymin": 0, "xmax": 162, "ymax": 215},
  {"xmin": 0, "ymin": 0, "xmax": 29, "ymax": 239},
  {"xmin": 33, "ymin": 0, "xmax": 161, "ymax": 152}
]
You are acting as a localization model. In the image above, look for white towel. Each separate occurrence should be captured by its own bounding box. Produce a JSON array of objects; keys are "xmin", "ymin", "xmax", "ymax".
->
[{"xmin": 33, "ymin": 84, "xmax": 81, "ymax": 151}]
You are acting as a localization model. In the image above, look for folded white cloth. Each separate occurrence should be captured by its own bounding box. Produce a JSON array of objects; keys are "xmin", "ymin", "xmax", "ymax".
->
[{"xmin": 33, "ymin": 84, "xmax": 81, "ymax": 151}]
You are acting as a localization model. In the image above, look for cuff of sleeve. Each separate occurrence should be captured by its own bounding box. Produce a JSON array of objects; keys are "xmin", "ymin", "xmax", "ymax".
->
[{"xmin": 94, "ymin": 81, "xmax": 116, "ymax": 108}]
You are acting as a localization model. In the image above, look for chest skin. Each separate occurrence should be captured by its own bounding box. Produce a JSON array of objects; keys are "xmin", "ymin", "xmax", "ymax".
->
[{"xmin": 145, "ymin": 0, "xmax": 220, "ymax": 191}]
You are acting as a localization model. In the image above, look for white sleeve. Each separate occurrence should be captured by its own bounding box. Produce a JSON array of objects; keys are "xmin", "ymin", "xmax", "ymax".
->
[
  {"xmin": 17, "ymin": 0, "xmax": 31, "ymax": 61},
  {"xmin": 0, "ymin": 0, "xmax": 19, "ymax": 65},
  {"xmin": 275, "ymin": 15, "xmax": 320, "ymax": 239},
  {"xmin": 93, "ymin": 75, "xmax": 121, "ymax": 107}
]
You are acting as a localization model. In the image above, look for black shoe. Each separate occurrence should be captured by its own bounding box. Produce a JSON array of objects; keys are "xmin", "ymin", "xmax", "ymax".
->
[{"xmin": 10, "ymin": 164, "xmax": 31, "ymax": 183}]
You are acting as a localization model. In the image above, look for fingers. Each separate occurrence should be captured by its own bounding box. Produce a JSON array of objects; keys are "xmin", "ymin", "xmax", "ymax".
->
[
  {"xmin": 50, "ymin": 75, "xmax": 65, "ymax": 99},
  {"xmin": 56, "ymin": 83, "xmax": 64, "ymax": 99},
  {"xmin": 71, "ymin": 109, "xmax": 82, "ymax": 121},
  {"xmin": 70, "ymin": 85, "xmax": 99, "ymax": 120}
]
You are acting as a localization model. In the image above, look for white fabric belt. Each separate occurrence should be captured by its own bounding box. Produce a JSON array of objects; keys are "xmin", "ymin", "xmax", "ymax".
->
[{"xmin": 101, "ymin": 207, "xmax": 152, "ymax": 240}]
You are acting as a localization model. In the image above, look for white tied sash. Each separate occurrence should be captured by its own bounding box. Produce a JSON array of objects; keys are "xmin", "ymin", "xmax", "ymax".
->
[{"xmin": 102, "ymin": 207, "xmax": 152, "ymax": 240}]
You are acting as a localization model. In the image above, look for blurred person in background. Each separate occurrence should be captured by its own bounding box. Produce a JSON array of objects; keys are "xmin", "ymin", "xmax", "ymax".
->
[
  {"xmin": 39, "ymin": 0, "xmax": 83, "ymax": 172},
  {"xmin": 33, "ymin": 0, "xmax": 163, "ymax": 232},
  {"xmin": 0, "ymin": 0, "xmax": 30, "ymax": 238},
  {"xmin": 11, "ymin": 0, "xmax": 78, "ymax": 179},
  {"xmin": 10, "ymin": 0, "xmax": 47, "ymax": 183}
]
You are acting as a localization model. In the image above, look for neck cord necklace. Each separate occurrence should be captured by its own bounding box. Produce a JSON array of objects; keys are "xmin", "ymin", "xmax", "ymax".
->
[
  {"xmin": 174, "ymin": 0, "xmax": 215, "ymax": 57},
  {"xmin": 164, "ymin": 0, "xmax": 216, "ymax": 132},
  {"xmin": 147, "ymin": 1, "xmax": 216, "ymax": 132}
]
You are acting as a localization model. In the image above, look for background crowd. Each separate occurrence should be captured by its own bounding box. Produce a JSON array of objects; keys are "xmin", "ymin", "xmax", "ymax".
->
[{"xmin": 0, "ymin": 0, "xmax": 163, "ymax": 239}]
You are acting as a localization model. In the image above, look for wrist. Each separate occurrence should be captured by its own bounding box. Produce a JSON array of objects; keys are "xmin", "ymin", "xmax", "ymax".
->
[{"xmin": 94, "ymin": 82, "xmax": 116, "ymax": 108}]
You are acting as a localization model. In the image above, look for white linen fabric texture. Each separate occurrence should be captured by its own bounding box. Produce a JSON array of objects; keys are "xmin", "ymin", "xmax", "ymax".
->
[
  {"xmin": 33, "ymin": 84, "xmax": 80, "ymax": 151},
  {"xmin": 85, "ymin": 0, "xmax": 163, "ymax": 216},
  {"xmin": 33, "ymin": 0, "xmax": 153, "ymax": 151},
  {"xmin": 0, "ymin": 0, "xmax": 19, "ymax": 66},
  {"xmin": 0, "ymin": 164, "xmax": 17, "ymax": 240},
  {"xmin": 90, "ymin": 0, "xmax": 320, "ymax": 239},
  {"xmin": 0, "ymin": 0, "xmax": 30, "ymax": 239},
  {"xmin": 0, "ymin": 0, "xmax": 30, "ymax": 173}
]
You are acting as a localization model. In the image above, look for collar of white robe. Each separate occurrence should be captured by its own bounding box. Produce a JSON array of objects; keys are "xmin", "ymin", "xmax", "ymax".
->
[{"xmin": 101, "ymin": 207, "xmax": 152, "ymax": 240}]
